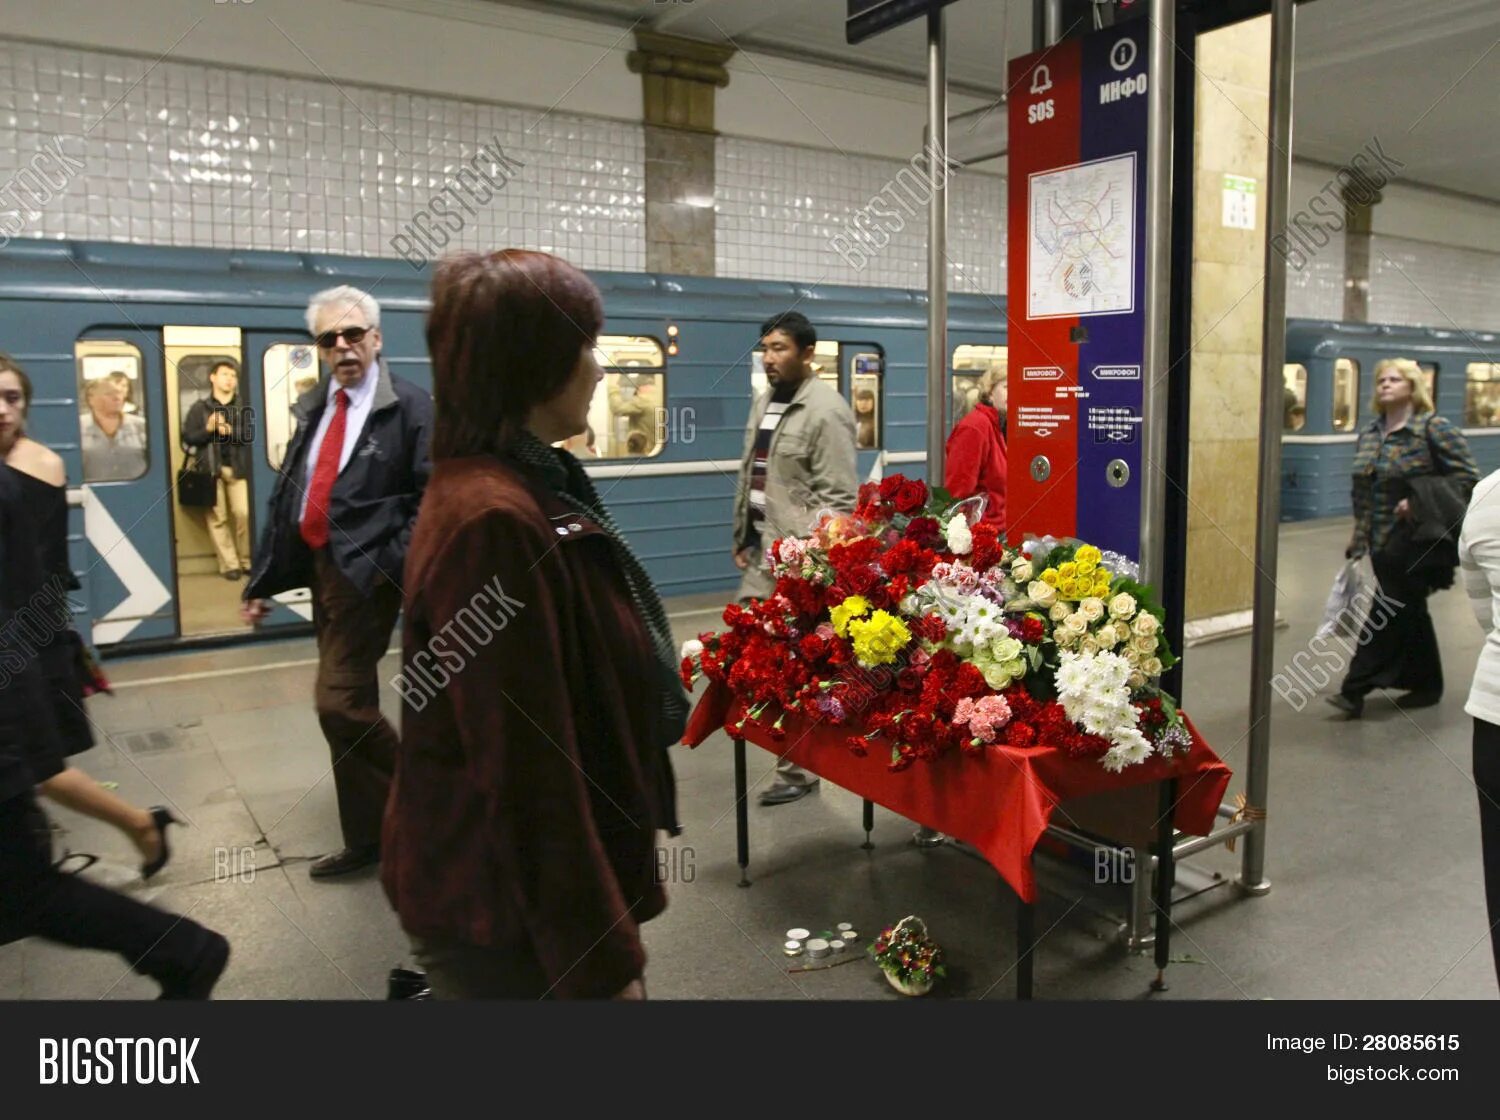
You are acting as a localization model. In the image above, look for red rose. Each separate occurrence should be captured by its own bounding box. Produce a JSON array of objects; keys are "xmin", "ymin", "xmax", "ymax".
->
[
  {"xmin": 893, "ymin": 480, "xmax": 928, "ymax": 515},
  {"xmin": 846, "ymin": 566, "xmax": 879, "ymax": 595},
  {"xmin": 903, "ymin": 517, "xmax": 941, "ymax": 548},
  {"xmin": 879, "ymin": 476, "xmax": 903, "ymax": 501}
]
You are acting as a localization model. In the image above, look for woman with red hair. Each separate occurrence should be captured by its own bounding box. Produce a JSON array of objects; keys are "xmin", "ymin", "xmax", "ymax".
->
[{"xmin": 382, "ymin": 250, "xmax": 687, "ymax": 999}]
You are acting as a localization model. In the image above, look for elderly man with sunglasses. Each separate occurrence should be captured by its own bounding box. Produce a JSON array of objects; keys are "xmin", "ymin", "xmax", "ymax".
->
[{"xmin": 241, "ymin": 285, "xmax": 433, "ymax": 880}]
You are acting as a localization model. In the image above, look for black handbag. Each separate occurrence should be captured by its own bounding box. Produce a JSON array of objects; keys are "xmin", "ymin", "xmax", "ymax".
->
[{"xmin": 176, "ymin": 449, "xmax": 218, "ymax": 508}]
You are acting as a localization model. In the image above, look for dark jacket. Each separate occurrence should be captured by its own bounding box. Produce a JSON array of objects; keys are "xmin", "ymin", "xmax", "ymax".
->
[
  {"xmin": 182, "ymin": 395, "xmax": 254, "ymax": 479},
  {"xmin": 382, "ymin": 455, "xmax": 676, "ymax": 999},
  {"xmin": 0, "ymin": 465, "xmax": 66, "ymax": 804},
  {"xmin": 245, "ymin": 357, "xmax": 432, "ymax": 599},
  {"xmin": 945, "ymin": 401, "xmax": 1007, "ymax": 530}
]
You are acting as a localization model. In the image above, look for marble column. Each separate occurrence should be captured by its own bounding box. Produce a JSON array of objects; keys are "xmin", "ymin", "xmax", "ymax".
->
[
  {"xmin": 1341, "ymin": 185, "xmax": 1379, "ymax": 323},
  {"xmin": 1183, "ymin": 15, "xmax": 1272, "ymax": 629},
  {"xmin": 626, "ymin": 31, "xmax": 734, "ymax": 276}
]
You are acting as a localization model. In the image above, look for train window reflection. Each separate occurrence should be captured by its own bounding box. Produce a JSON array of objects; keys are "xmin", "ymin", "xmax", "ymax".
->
[
  {"xmin": 75, "ymin": 340, "xmax": 148, "ymax": 482},
  {"xmin": 849, "ymin": 350, "xmax": 883, "ymax": 450},
  {"xmin": 953, "ymin": 344, "xmax": 1008, "ymax": 422},
  {"xmin": 1332, "ymin": 358, "xmax": 1358, "ymax": 432},
  {"xmin": 586, "ymin": 335, "xmax": 667, "ymax": 459},
  {"xmin": 1418, "ymin": 362, "xmax": 1438, "ymax": 408},
  {"xmin": 1465, "ymin": 363, "xmax": 1500, "ymax": 428},
  {"xmin": 263, "ymin": 342, "xmax": 321, "ymax": 470},
  {"xmin": 1283, "ymin": 364, "xmax": 1307, "ymax": 432}
]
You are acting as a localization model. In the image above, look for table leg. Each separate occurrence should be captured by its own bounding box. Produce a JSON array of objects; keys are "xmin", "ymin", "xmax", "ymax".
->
[
  {"xmin": 734, "ymin": 736, "xmax": 750, "ymax": 888},
  {"xmin": 1015, "ymin": 891, "xmax": 1035, "ymax": 1001},
  {"xmin": 1150, "ymin": 777, "xmax": 1178, "ymax": 991},
  {"xmin": 861, "ymin": 798, "xmax": 874, "ymax": 850}
]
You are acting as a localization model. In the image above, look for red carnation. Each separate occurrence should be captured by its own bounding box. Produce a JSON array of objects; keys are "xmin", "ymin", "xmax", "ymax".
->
[
  {"xmin": 846, "ymin": 566, "xmax": 880, "ymax": 596},
  {"xmin": 1005, "ymin": 721, "xmax": 1037, "ymax": 748},
  {"xmin": 893, "ymin": 480, "xmax": 928, "ymax": 515},
  {"xmin": 897, "ymin": 667, "xmax": 921, "ymax": 691},
  {"xmin": 1021, "ymin": 616, "xmax": 1045, "ymax": 642}
]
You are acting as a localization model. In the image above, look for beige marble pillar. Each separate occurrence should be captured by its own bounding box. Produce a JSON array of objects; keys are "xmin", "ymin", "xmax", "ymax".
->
[
  {"xmin": 1342, "ymin": 185, "xmax": 1378, "ymax": 323},
  {"xmin": 1183, "ymin": 16, "xmax": 1272, "ymax": 628},
  {"xmin": 626, "ymin": 31, "xmax": 733, "ymax": 276}
]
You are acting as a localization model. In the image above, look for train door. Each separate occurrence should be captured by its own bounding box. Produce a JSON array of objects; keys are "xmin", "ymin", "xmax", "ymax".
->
[
  {"xmin": 161, "ymin": 326, "xmax": 259, "ymax": 639},
  {"xmin": 74, "ymin": 330, "xmax": 176, "ymax": 647},
  {"xmin": 247, "ymin": 329, "xmax": 325, "ymax": 630},
  {"xmin": 842, "ymin": 344, "xmax": 885, "ymax": 477}
]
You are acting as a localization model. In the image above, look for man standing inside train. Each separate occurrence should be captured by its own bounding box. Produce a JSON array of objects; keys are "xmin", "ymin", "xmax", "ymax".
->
[
  {"xmin": 240, "ymin": 285, "xmax": 432, "ymax": 879},
  {"xmin": 732, "ymin": 310, "xmax": 858, "ymax": 805}
]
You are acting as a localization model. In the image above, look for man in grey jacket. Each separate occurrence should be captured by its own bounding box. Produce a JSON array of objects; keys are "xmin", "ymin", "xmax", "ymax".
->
[{"xmin": 732, "ymin": 311, "xmax": 857, "ymax": 804}]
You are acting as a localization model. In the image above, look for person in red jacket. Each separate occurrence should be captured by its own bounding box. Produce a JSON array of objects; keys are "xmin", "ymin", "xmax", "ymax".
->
[{"xmin": 944, "ymin": 366, "xmax": 1007, "ymax": 532}]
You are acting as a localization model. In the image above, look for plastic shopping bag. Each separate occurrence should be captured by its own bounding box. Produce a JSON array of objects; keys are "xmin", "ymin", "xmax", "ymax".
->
[{"xmin": 1314, "ymin": 556, "xmax": 1375, "ymax": 640}]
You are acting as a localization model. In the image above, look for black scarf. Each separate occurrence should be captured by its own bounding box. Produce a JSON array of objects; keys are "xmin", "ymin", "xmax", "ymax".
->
[{"xmin": 502, "ymin": 432, "xmax": 690, "ymax": 752}]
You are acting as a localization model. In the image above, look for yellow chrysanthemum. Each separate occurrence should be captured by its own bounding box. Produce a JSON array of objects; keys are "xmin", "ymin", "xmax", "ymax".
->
[
  {"xmin": 829, "ymin": 595, "xmax": 871, "ymax": 637},
  {"xmin": 1040, "ymin": 567, "xmax": 1060, "ymax": 587},
  {"xmin": 848, "ymin": 610, "xmax": 912, "ymax": 667}
]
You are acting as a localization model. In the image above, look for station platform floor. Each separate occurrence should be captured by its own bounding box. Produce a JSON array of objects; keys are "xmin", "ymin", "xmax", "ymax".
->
[{"xmin": 4, "ymin": 517, "xmax": 1496, "ymax": 1000}]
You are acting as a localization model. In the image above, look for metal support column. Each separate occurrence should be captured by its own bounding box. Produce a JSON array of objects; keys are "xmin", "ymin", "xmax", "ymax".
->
[
  {"xmin": 1240, "ymin": 0, "xmax": 1297, "ymax": 898},
  {"xmin": 925, "ymin": 7, "xmax": 949, "ymax": 488},
  {"xmin": 1138, "ymin": 0, "xmax": 1175, "ymax": 590}
]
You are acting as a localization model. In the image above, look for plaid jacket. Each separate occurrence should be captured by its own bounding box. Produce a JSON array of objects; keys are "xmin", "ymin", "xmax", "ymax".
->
[{"xmin": 1350, "ymin": 411, "xmax": 1478, "ymax": 557}]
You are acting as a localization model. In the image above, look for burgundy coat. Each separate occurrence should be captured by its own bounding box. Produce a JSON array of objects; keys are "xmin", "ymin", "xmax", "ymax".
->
[
  {"xmin": 381, "ymin": 455, "xmax": 675, "ymax": 998},
  {"xmin": 944, "ymin": 402, "xmax": 1007, "ymax": 531}
]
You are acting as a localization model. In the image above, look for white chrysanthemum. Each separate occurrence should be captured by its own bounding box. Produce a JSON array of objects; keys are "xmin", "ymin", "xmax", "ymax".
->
[{"xmin": 1055, "ymin": 651, "xmax": 1092, "ymax": 696}]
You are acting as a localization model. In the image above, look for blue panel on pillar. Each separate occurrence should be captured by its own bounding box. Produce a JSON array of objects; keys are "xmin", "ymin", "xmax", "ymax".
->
[{"xmin": 1075, "ymin": 21, "xmax": 1150, "ymax": 562}]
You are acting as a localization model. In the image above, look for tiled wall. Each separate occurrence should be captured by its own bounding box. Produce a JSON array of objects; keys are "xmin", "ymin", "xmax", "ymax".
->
[
  {"xmin": 0, "ymin": 38, "xmax": 646, "ymax": 270},
  {"xmin": 1370, "ymin": 234, "xmax": 1500, "ymax": 332},
  {"xmin": 1284, "ymin": 228, "xmax": 1347, "ymax": 321},
  {"xmin": 716, "ymin": 136, "xmax": 1006, "ymax": 294}
]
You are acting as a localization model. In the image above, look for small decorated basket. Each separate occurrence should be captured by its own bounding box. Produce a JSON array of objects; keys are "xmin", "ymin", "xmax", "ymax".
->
[{"xmin": 870, "ymin": 915, "xmax": 945, "ymax": 996}]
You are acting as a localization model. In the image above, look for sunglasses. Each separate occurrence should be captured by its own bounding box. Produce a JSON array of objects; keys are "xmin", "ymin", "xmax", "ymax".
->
[{"xmin": 314, "ymin": 326, "xmax": 371, "ymax": 349}]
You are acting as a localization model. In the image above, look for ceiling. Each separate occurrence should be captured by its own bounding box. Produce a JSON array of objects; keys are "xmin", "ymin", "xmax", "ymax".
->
[{"xmin": 483, "ymin": 0, "xmax": 1500, "ymax": 202}]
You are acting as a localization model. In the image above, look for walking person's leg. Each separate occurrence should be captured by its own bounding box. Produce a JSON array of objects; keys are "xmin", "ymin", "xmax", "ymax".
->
[{"xmin": 1474, "ymin": 719, "xmax": 1500, "ymax": 985}]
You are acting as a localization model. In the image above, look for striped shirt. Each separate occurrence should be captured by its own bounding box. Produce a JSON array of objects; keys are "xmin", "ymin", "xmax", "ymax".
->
[
  {"xmin": 1459, "ymin": 468, "xmax": 1500, "ymax": 724},
  {"xmin": 747, "ymin": 382, "xmax": 798, "ymax": 539}
]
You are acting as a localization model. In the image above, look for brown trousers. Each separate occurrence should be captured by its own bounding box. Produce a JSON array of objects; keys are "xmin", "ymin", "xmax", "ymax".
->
[{"xmin": 311, "ymin": 549, "xmax": 401, "ymax": 849}]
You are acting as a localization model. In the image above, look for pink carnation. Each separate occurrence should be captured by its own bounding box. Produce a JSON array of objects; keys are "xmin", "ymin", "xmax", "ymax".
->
[{"xmin": 954, "ymin": 693, "xmax": 1012, "ymax": 744}]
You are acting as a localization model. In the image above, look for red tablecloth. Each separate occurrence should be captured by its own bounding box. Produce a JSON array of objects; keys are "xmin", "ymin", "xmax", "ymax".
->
[{"xmin": 682, "ymin": 681, "xmax": 1232, "ymax": 902}]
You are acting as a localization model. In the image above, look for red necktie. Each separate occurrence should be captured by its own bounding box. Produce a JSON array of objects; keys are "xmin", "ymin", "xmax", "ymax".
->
[{"xmin": 300, "ymin": 388, "xmax": 349, "ymax": 550}]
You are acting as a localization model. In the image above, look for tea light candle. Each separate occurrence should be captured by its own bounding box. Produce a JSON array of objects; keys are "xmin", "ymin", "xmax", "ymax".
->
[
  {"xmin": 805, "ymin": 938, "xmax": 831, "ymax": 959},
  {"xmin": 828, "ymin": 939, "xmax": 846, "ymax": 953},
  {"xmin": 840, "ymin": 928, "xmax": 859, "ymax": 942},
  {"xmin": 783, "ymin": 940, "xmax": 804, "ymax": 957},
  {"xmin": 786, "ymin": 928, "xmax": 810, "ymax": 942},
  {"xmin": 837, "ymin": 922, "xmax": 854, "ymax": 933}
]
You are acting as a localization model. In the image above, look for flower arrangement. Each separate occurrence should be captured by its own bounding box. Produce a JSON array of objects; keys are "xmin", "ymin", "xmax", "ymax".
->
[
  {"xmin": 870, "ymin": 915, "xmax": 944, "ymax": 996},
  {"xmin": 681, "ymin": 474, "xmax": 1192, "ymax": 773}
]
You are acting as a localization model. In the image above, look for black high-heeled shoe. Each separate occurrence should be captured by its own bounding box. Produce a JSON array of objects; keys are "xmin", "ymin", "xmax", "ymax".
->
[{"xmin": 141, "ymin": 806, "xmax": 181, "ymax": 880}]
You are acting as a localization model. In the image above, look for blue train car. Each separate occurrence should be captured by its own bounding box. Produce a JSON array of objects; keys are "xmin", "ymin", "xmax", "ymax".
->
[
  {"xmin": 1281, "ymin": 319, "xmax": 1500, "ymax": 522},
  {"xmin": 0, "ymin": 239, "xmax": 1007, "ymax": 652}
]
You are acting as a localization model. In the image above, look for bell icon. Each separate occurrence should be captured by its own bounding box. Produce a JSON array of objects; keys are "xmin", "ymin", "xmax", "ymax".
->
[{"xmin": 1030, "ymin": 65, "xmax": 1053, "ymax": 95}]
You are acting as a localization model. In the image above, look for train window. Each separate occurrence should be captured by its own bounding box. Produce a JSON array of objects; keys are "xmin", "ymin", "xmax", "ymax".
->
[
  {"xmin": 75, "ymin": 340, "xmax": 148, "ymax": 482},
  {"xmin": 849, "ymin": 349, "xmax": 884, "ymax": 450},
  {"xmin": 1418, "ymin": 362, "xmax": 1438, "ymax": 408},
  {"xmin": 953, "ymin": 345, "xmax": 1008, "ymax": 422},
  {"xmin": 584, "ymin": 335, "xmax": 666, "ymax": 459},
  {"xmin": 263, "ymin": 342, "xmax": 321, "ymax": 470},
  {"xmin": 1282, "ymin": 364, "xmax": 1307, "ymax": 432},
  {"xmin": 751, "ymin": 340, "xmax": 841, "ymax": 399},
  {"xmin": 1332, "ymin": 358, "xmax": 1358, "ymax": 432},
  {"xmin": 1465, "ymin": 363, "xmax": 1500, "ymax": 428}
]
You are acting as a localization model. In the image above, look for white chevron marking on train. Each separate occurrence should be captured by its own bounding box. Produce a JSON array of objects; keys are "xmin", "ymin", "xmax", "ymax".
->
[{"xmin": 82, "ymin": 488, "xmax": 172, "ymax": 646}]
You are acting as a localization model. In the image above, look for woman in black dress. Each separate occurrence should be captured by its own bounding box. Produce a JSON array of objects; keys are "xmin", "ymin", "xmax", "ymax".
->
[{"xmin": 0, "ymin": 354, "xmax": 178, "ymax": 877}]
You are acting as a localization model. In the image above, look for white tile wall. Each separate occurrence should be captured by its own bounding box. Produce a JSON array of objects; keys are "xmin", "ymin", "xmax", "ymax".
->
[
  {"xmin": 1284, "ymin": 227, "xmax": 1346, "ymax": 321},
  {"xmin": 1371, "ymin": 234, "xmax": 1500, "ymax": 334},
  {"xmin": 716, "ymin": 136, "xmax": 1005, "ymax": 294},
  {"xmin": 0, "ymin": 39, "xmax": 646, "ymax": 270}
]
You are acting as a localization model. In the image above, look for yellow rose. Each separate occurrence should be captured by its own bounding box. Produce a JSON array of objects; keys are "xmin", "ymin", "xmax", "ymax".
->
[
  {"xmin": 1041, "ymin": 567, "xmax": 1060, "ymax": 587},
  {"xmin": 1058, "ymin": 561, "xmax": 1078, "ymax": 580},
  {"xmin": 1075, "ymin": 545, "xmax": 1102, "ymax": 567}
]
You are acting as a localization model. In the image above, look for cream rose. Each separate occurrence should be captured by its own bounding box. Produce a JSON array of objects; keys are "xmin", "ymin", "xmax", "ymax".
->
[
  {"xmin": 1131, "ymin": 633, "xmax": 1157, "ymax": 656},
  {"xmin": 1128, "ymin": 670, "xmax": 1146, "ymax": 689},
  {"xmin": 1049, "ymin": 601, "xmax": 1070, "ymax": 622},
  {"xmin": 991, "ymin": 636, "xmax": 1024, "ymax": 663},
  {"xmin": 1012, "ymin": 559, "xmax": 1034, "ymax": 583},
  {"xmin": 1094, "ymin": 621, "xmax": 1120, "ymax": 647},
  {"xmin": 1131, "ymin": 612, "xmax": 1160, "ymax": 638},
  {"xmin": 1080, "ymin": 635, "xmax": 1101, "ymax": 655},
  {"xmin": 1062, "ymin": 613, "xmax": 1089, "ymax": 639},
  {"xmin": 1028, "ymin": 580, "xmax": 1059, "ymax": 608},
  {"xmin": 1078, "ymin": 596, "xmax": 1106, "ymax": 623},
  {"xmin": 1109, "ymin": 592, "xmax": 1138, "ymax": 620},
  {"xmin": 1142, "ymin": 656, "xmax": 1164, "ymax": 677}
]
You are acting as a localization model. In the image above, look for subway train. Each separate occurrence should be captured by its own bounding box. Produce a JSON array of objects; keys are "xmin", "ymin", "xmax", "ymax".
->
[{"xmin": 3, "ymin": 237, "xmax": 1493, "ymax": 653}]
